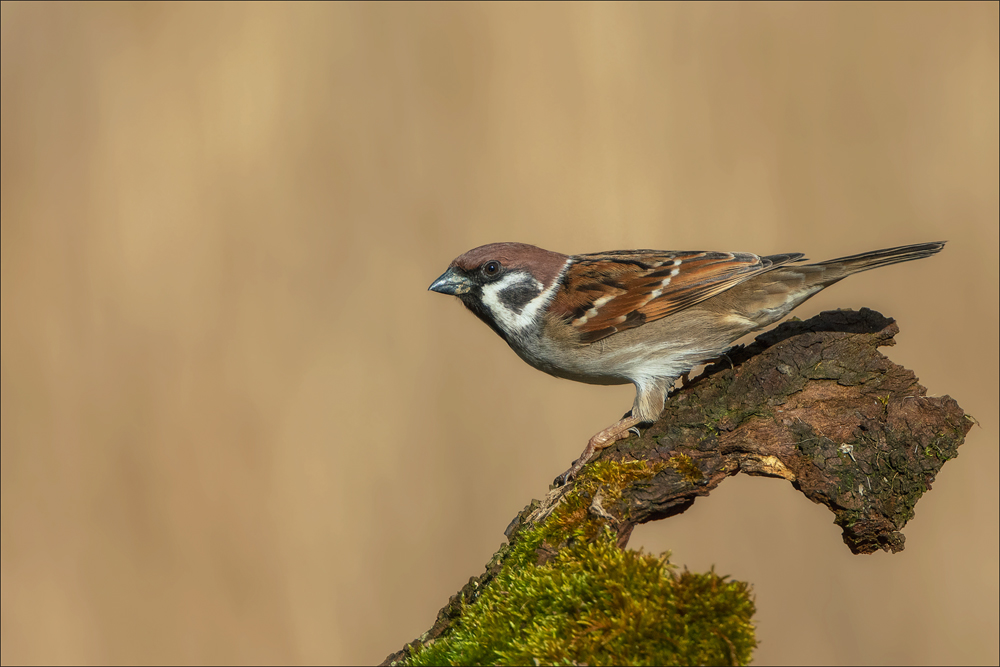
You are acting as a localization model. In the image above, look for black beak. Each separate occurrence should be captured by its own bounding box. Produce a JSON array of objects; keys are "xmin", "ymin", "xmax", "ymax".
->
[{"xmin": 428, "ymin": 267, "xmax": 472, "ymax": 295}]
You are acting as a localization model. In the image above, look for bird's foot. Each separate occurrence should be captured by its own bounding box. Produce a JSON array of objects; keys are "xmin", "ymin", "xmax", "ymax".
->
[
  {"xmin": 553, "ymin": 460, "xmax": 586, "ymax": 487},
  {"xmin": 552, "ymin": 415, "xmax": 644, "ymax": 487}
]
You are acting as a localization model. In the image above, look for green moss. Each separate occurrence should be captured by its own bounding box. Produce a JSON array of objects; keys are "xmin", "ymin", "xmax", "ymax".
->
[
  {"xmin": 404, "ymin": 459, "xmax": 756, "ymax": 666},
  {"xmin": 493, "ymin": 460, "xmax": 665, "ymax": 575},
  {"xmin": 923, "ymin": 436, "xmax": 953, "ymax": 462},
  {"xmin": 406, "ymin": 530, "xmax": 756, "ymax": 667},
  {"xmin": 666, "ymin": 453, "xmax": 704, "ymax": 484}
]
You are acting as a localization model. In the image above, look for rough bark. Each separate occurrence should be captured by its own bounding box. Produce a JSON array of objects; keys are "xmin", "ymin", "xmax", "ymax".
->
[{"xmin": 383, "ymin": 308, "xmax": 973, "ymax": 665}]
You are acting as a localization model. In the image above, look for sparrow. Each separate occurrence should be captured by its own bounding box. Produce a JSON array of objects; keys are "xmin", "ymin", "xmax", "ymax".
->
[{"xmin": 428, "ymin": 241, "xmax": 945, "ymax": 485}]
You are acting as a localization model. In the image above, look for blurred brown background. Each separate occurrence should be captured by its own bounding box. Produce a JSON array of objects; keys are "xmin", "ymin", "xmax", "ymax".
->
[{"xmin": 2, "ymin": 2, "xmax": 997, "ymax": 665}]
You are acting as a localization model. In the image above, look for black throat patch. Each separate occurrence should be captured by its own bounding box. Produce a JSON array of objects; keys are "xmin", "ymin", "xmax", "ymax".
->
[{"xmin": 459, "ymin": 290, "xmax": 509, "ymax": 342}]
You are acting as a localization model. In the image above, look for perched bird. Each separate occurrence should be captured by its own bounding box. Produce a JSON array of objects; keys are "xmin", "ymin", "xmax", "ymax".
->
[{"xmin": 428, "ymin": 241, "xmax": 945, "ymax": 484}]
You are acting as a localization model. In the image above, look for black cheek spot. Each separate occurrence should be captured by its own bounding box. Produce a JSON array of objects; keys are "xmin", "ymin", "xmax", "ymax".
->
[{"xmin": 498, "ymin": 284, "xmax": 542, "ymax": 315}]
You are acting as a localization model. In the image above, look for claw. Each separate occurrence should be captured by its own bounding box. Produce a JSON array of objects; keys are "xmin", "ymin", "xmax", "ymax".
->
[
  {"xmin": 553, "ymin": 460, "xmax": 585, "ymax": 487},
  {"xmin": 553, "ymin": 470, "xmax": 573, "ymax": 487},
  {"xmin": 628, "ymin": 426, "xmax": 641, "ymax": 438}
]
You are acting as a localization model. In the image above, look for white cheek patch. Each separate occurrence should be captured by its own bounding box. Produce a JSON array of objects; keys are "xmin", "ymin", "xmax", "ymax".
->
[{"xmin": 481, "ymin": 269, "xmax": 564, "ymax": 335}]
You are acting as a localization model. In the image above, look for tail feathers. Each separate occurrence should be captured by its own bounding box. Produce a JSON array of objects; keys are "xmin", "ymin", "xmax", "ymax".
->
[
  {"xmin": 723, "ymin": 241, "xmax": 944, "ymax": 328},
  {"xmin": 814, "ymin": 241, "xmax": 946, "ymax": 275}
]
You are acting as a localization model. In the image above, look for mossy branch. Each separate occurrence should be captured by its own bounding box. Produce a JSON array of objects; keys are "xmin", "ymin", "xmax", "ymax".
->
[{"xmin": 384, "ymin": 308, "xmax": 972, "ymax": 666}]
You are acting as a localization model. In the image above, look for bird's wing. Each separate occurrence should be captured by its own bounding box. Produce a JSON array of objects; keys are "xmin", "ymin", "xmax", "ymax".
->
[{"xmin": 551, "ymin": 250, "xmax": 804, "ymax": 343}]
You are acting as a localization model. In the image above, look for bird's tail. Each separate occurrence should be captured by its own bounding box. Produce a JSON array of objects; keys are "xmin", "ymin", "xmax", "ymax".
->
[
  {"xmin": 810, "ymin": 241, "xmax": 946, "ymax": 277},
  {"xmin": 736, "ymin": 241, "xmax": 946, "ymax": 327}
]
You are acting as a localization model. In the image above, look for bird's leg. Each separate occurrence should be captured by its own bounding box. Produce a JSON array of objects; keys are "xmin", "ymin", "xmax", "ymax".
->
[{"xmin": 554, "ymin": 414, "xmax": 644, "ymax": 486}]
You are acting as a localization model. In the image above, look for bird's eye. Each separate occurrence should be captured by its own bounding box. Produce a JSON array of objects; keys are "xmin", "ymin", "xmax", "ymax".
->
[{"xmin": 482, "ymin": 261, "xmax": 502, "ymax": 277}]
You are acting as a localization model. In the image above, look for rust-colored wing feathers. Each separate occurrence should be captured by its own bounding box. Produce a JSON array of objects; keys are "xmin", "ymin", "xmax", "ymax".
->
[{"xmin": 551, "ymin": 250, "xmax": 805, "ymax": 343}]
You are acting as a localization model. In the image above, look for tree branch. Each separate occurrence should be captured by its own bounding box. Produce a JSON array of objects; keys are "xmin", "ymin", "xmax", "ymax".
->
[{"xmin": 384, "ymin": 308, "xmax": 973, "ymax": 665}]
